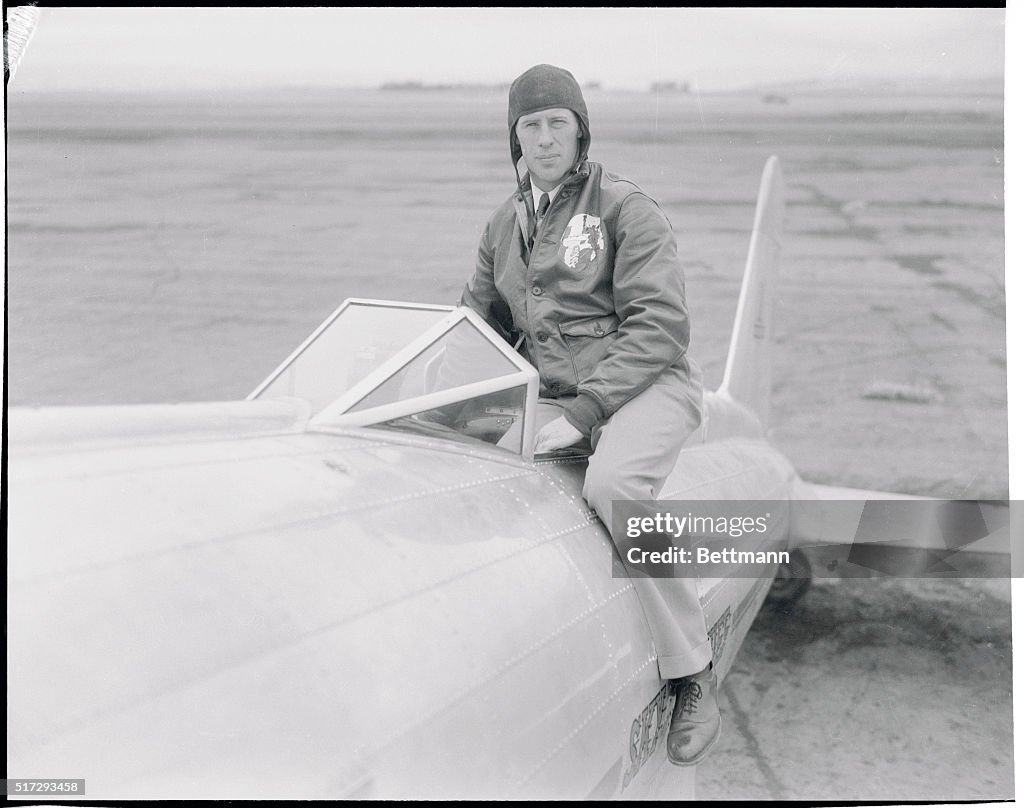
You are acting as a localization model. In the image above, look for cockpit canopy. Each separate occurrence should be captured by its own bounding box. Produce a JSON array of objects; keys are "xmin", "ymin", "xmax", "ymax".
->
[{"xmin": 249, "ymin": 299, "xmax": 540, "ymax": 459}]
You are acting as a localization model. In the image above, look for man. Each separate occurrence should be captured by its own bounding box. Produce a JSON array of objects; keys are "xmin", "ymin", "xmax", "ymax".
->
[{"xmin": 460, "ymin": 64, "xmax": 719, "ymax": 766}]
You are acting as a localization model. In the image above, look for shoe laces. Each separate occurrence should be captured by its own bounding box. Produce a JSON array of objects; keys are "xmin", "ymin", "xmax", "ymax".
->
[{"xmin": 677, "ymin": 680, "xmax": 703, "ymax": 715}]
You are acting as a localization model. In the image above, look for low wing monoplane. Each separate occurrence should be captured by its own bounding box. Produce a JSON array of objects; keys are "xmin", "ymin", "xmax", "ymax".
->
[{"xmin": 8, "ymin": 156, "xmax": 1008, "ymax": 799}]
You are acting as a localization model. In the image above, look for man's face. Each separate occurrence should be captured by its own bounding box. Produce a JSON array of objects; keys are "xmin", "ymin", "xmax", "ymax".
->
[{"xmin": 515, "ymin": 107, "xmax": 580, "ymax": 191}]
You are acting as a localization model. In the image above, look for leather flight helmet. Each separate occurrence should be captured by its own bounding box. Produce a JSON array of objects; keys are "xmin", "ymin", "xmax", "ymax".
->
[{"xmin": 507, "ymin": 64, "xmax": 591, "ymax": 173}]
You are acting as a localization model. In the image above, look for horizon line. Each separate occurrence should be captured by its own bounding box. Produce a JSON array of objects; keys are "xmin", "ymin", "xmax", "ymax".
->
[{"xmin": 9, "ymin": 73, "xmax": 1006, "ymax": 97}]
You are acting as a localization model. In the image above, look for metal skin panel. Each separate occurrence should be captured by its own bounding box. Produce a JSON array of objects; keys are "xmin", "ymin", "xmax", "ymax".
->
[
  {"xmin": 7, "ymin": 399, "xmax": 794, "ymax": 800},
  {"xmin": 9, "ymin": 398, "xmax": 311, "ymax": 451}
]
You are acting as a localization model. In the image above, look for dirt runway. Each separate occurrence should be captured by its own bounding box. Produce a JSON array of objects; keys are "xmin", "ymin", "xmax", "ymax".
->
[{"xmin": 699, "ymin": 575, "xmax": 1013, "ymax": 801}]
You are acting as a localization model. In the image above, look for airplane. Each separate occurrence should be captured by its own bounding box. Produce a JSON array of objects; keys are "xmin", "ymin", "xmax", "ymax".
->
[{"xmin": 6, "ymin": 156, "xmax": 1008, "ymax": 800}]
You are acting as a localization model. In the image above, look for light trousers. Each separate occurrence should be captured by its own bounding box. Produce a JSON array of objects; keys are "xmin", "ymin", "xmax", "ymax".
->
[{"xmin": 539, "ymin": 360, "xmax": 712, "ymax": 681}]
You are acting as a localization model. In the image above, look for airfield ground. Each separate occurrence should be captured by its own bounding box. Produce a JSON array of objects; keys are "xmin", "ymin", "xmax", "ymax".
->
[
  {"xmin": 702, "ymin": 576, "xmax": 1013, "ymax": 801},
  {"xmin": 6, "ymin": 84, "xmax": 1010, "ymax": 800}
]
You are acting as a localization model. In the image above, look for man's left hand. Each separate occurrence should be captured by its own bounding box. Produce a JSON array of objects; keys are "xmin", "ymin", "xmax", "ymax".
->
[{"xmin": 533, "ymin": 415, "xmax": 586, "ymax": 454}]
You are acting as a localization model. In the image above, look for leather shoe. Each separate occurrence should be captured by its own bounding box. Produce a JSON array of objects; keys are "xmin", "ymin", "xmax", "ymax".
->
[{"xmin": 666, "ymin": 664, "xmax": 721, "ymax": 766}]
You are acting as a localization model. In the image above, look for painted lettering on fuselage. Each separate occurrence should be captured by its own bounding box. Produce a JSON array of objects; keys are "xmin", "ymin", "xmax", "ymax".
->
[
  {"xmin": 709, "ymin": 606, "xmax": 732, "ymax": 665},
  {"xmin": 621, "ymin": 682, "xmax": 672, "ymax": 790}
]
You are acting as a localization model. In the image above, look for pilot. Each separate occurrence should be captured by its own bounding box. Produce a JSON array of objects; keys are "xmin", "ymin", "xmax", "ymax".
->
[{"xmin": 460, "ymin": 64, "xmax": 719, "ymax": 766}]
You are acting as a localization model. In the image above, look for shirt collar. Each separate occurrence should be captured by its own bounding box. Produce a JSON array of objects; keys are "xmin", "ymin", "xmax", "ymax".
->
[{"xmin": 531, "ymin": 181, "xmax": 562, "ymax": 212}]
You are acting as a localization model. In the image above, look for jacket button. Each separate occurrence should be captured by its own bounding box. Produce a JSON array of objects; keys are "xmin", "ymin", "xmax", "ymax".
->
[
  {"xmin": 595, "ymin": 325, "xmax": 604, "ymax": 335},
  {"xmin": 538, "ymin": 333, "xmax": 548, "ymax": 343},
  {"xmin": 550, "ymin": 382, "xmax": 561, "ymax": 392},
  {"xmin": 532, "ymin": 286, "xmax": 542, "ymax": 296}
]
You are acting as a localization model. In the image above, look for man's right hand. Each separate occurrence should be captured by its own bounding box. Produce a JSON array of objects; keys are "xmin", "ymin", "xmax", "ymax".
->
[{"xmin": 533, "ymin": 415, "xmax": 586, "ymax": 454}]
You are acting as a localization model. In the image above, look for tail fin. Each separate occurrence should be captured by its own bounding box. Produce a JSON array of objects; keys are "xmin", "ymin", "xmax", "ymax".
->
[{"xmin": 717, "ymin": 156, "xmax": 785, "ymax": 428}]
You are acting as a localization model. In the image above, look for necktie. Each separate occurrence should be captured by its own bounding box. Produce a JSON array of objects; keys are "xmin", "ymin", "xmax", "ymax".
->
[
  {"xmin": 531, "ymin": 192, "xmax": 550, "ymax": 250},
  {"xmin": 537, "ymin": 192, "xmax": 550, "ymax": 220}
]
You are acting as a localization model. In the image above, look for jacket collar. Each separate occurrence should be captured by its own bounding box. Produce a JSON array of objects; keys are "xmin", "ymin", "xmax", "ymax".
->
[
  {"xmin": 515, "ymin": 161, "xmax": 591, "ymax": 201},
  {"xmin": 511, "ymin": 163, "xmax": 593, "ymax": 250}
]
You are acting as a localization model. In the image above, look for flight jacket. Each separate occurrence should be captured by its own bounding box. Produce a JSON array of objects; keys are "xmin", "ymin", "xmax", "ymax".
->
[{"xmin": 461, "ymin": 160, "xmax": 693, "ymax": 435}]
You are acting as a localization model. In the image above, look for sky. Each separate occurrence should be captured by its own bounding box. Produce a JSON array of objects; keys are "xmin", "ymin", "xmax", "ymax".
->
[{"xmin": 6, "ymin": 7, "xmax": 1007, "ymax": 93}]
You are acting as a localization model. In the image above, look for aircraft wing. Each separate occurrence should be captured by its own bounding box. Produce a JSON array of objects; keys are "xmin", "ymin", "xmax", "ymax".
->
[{"xmin": 787, "ymin": 481, "xmax": 1014, "ymax": 576}]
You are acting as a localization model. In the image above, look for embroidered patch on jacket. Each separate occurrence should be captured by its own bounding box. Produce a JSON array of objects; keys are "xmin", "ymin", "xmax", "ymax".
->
[{"xmin": 558, "ymin": 214, "xmax": 605, "ymax": 270}]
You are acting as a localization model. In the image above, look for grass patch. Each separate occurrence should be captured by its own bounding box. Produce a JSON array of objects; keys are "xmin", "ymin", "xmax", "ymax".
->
[{"xmin": 862, "ymin": 381, "xmax": 942, "ymax": 404}]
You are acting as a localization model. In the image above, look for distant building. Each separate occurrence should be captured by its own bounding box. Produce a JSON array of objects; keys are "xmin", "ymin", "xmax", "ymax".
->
[{"xmin": 380, "ymin": 81, "xmax": 507, "ymax": 92}]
